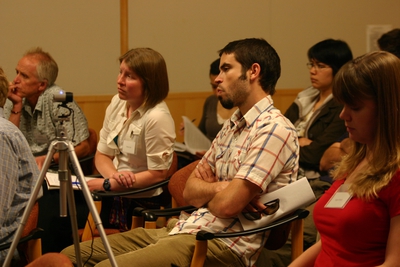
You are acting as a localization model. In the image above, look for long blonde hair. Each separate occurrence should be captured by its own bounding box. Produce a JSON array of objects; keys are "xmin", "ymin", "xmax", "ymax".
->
[{"xmin": 332, "ymin": 51, "xmax": 400, "ymax": 199}]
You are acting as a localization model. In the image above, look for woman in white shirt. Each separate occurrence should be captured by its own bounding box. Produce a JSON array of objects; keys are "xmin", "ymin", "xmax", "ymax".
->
[{"xmin": 87, "ymin": 48, "xmax": 176, "ymax": 230}]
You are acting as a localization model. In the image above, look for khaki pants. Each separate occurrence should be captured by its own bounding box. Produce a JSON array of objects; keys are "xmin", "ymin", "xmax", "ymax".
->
[{"xmin": 61, "ymin": 219, "xmax": 244, "ymax": 267}]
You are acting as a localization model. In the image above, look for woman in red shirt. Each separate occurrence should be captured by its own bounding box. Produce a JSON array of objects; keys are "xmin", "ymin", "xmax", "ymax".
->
[{"xmin": 290, "ymin": 51, "xmax": 400, "ymax": 267}]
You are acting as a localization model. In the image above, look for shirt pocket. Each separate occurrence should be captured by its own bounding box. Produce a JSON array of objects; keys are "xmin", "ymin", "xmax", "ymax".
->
[{"xmin": 122, "ymin": 124, "xmax": 141, "ymax": 155}]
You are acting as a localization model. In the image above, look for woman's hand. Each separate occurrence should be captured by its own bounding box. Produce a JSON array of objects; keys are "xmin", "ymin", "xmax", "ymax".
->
[
  {"xmin": 112, "ymin": 171, "xmax": 136, "ymax": 188},
  {"xmin": 87, "ymin": 178, "xmax": 106, "ymax": 192},
  {"xmin": 299, "ymin": 137, "xmax": 313, "ymax": 147}
]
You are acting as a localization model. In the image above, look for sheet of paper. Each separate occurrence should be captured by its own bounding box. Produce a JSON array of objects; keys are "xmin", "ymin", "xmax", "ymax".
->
[
  {"xmin": 180, "ymin": 116, "xmax": 211, "ymax": 155},
  {"xmin": 174, "ymin": 141, "xmax": 187, "ymax": 152},
  {"xmin": 366, "ymin": 24, "xmax": 392, "ymax": 52},
  {"xmin": 238, "ymin": 178, "xmax": 316, "ymax": 230},
  {"xmin": 45, "ymin": 172, "xmax": 96, "ymax": 190}
]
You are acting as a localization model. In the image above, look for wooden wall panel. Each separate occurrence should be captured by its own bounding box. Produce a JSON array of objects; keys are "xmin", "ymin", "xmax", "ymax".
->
[
  {"xmin": 273, "ymin": 88, "xmax": 302, "ymax": 113},
  {"xmin": 74, "ymin": 89, "xmax": 301, "ymax": 143}
]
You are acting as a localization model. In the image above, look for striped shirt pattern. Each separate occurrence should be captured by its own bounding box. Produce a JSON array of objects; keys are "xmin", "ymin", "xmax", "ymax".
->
[{"xmin": 169, "ymin": 96, "xmax": 299, "ymax": 267}]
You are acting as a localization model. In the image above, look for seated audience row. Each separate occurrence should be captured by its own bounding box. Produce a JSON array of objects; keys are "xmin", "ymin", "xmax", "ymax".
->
[{"xmin": 1, "ymin": 27, "xmax": 399, "ymax": 266}]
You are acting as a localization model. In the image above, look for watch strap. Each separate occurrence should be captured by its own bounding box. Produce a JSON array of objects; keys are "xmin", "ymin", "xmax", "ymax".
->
[{"xmin": 103, "ymin": 178, "xmax": 111, "ymax": 191}]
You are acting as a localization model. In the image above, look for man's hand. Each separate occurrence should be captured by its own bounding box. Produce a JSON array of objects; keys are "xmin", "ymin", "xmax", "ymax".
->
[
  {"xmin": 243, "ymin": 195, "xmax": 262, "ymax": 211},
  {"xmin": 194, "ymin": 160, "xmax": 217, "ymax": 183},
  {"xmin": 241, "ymin": 196, "xmax": 280, "ymax": 220},
  {"xmin": 8, "ymin": 83, "xmax": 23, "ymax": 107},
  {"xmin": 183, "ymin": 160, "xmax": 228, "ymax": 208}
]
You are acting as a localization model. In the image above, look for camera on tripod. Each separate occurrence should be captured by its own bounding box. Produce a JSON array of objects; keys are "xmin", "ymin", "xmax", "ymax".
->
[
  {"xmin": 53, "ymin": 89, "xmax": 73, "ymax": 103},
  {"xmin": 53, "ymin": 90, "xmax": 74, "ymax": 125}
]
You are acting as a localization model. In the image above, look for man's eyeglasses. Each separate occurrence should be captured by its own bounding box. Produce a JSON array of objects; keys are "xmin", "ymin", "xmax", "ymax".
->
[
  {"xmin": 306, "ymin": 62, "xmax": 330, "ymax": 70},
  {"xmin": 242, "ymin": 198, "xmax": 280, "ymax": 221}
]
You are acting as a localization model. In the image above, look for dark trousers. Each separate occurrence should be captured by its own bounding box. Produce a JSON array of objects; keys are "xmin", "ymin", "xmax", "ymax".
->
[{"xmin": 38, "ymin": 182, "xmax": 89, "ymax": 253}]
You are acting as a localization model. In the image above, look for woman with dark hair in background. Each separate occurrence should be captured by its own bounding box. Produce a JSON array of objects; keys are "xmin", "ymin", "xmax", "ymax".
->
[
  {"xmin": 177, "ymin": 59, "xmax": 236, "ymax": 168},
  {"xmin": 198, "ymin": 58, "xmax": 236, "ymax": 141},
  {"xmin": 285, "ymin": 39, "xmax": 353, "ymax": 181},
  {"xmin": 378, "ymin": 28, "xmax": 400, "ymax": 58}
]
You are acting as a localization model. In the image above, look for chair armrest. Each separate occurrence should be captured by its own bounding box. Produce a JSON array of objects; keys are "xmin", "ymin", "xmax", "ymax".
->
[
  {"xmin": 85, "ymin": 174, "xmax": 103, "ymax": 178},
  {"xmin": 49, "ymin": 154, "xmax": 95, "ymax": 170},
  {"xmin": 196, "ymin": 209, "xmax": 309, "ymax": 240},
  {"xmin": 190, "ymin": 209, "xmax": 309, "ymax": 267},
  {"xmin": 141, "ymin": 205, "xmax": 197, "ymax": 219},
  {"xmin": 92, "ymin": 179, "xmax": 170, "ymax": 197},
  {"xmin": 0, "ymin": 228, "xmax": 44, "ymax": 251}
]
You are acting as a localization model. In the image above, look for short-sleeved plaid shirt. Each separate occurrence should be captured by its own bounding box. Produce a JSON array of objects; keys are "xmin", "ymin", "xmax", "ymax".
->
[
  {"xmin": 0, "ymin": 108, "xmax": 40, "ymax": 261},
  {"xmin": 169, "ymin": 96, "xmax": 299, "ymax": 267},
  {"xmin": 4, "ymin": 85, "xmax": 89, "ymax": 156}
]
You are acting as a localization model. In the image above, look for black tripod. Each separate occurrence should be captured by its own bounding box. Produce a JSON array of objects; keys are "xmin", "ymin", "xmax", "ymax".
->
[{"xmin": 3, "ymin": 121, "xmax": 117, "ymax": 267}]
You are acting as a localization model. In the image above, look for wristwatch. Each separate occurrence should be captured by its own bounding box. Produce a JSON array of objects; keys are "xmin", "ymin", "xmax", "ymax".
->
[{"xmin": 103, "ymin": 178, "xmax": 111, "ymax": 191}]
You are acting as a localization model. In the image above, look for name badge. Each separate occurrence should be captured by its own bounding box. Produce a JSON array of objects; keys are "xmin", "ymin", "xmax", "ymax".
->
[
  {"xmin": 325, "ymin": 183, "xmax": 352, "ymax": 209},
  {"xmin": 123, "ymin": 140, "xmax": 136, "ymax": 154}
]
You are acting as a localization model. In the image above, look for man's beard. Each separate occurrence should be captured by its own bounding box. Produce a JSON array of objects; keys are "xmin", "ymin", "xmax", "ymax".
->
[
  {"xmin": 218, "ymin": 73, "xmax": 247, "ymax": 110},
  {"xmin": 218, "ymin": 96, "xmax": 234, "ymax": 109}
]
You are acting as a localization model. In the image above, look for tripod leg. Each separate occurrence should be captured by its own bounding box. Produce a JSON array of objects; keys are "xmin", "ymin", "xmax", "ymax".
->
[
  {"xmin": 58, "ymin": 145, "xmax": 69, "ymax": 217},
  {"xmin": 55, "ymin": 143, "xmax": 84, "ymax": 266},
  {"xmin": 3, "ymin": 143, "xmax": 57, "ymax": 267},
  {"xmin": 61, "ymin": 169, "xmax": 83, "ymax": 267},
  {"xmin": 66, "ymin": 142, "xmax": 118, "ymax": 267}
]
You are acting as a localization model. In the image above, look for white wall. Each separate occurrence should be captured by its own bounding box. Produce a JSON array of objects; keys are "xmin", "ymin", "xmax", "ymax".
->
[{"xmin": 0, "ymin": 0, "xmax": 399, "ymax": 95}]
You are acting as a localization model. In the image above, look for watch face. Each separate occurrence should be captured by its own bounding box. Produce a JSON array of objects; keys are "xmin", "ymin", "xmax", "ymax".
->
[{"xmin": 103, "ymin": 178, "xmax": 111, "ymax": 191}]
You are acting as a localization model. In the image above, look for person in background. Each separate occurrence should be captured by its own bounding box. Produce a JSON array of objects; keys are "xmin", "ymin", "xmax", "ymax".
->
[
  {"xmin": 62, "ymin": 38, "xmax": 299, "ymax": 267},
  {"xmin": 3, "ymin": 47, "xmax": 91, "ymax": 254},
  {"xmin": 318, "ymin": 133, "xmax": 351, "ymax": 178},
  {"xmin": 177, "ymin": 59, "xmax": 236, "ymax": 168},
  {"xmin": 86, "ymin": 47, "xmax": 176, "ymax": 231},
  {"xmin": 320, "ymin": 28, "xmax": 400, "ymax": 181},
  {"xmin": 198, "ymin": 58, "xmax": 236, "ymax": 141},
  {"xmin": 378, "ymin": 28, "xmax": 400, "ymax": 58},
  {"xmin": 4, "ymin": 47, "xmax": 90, "ymax": 169},
  {"xmin": 290, "ymin": 51, "xmax": 400, "ymax": 267},
  {"xmin": 0, "ymin": 67, "xmax": 41, "ymax": 265},
  {"xmin": 285, "ymin": 39, "xmax": 352, "ymax": 181}
]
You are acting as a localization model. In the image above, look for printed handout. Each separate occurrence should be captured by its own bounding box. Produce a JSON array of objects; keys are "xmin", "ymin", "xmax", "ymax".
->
[{"xmin": 174, "ymin": 116, "xmax": 211, "ymax": 155}]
